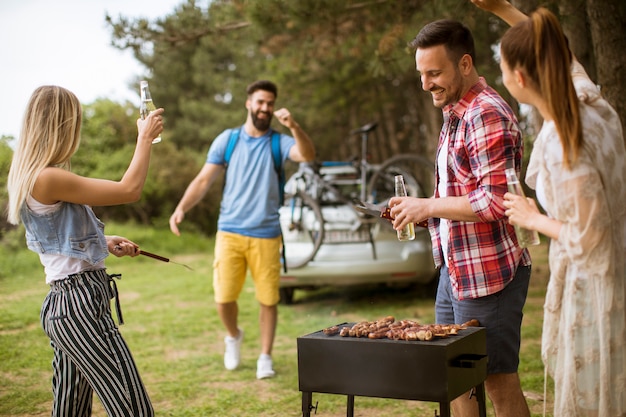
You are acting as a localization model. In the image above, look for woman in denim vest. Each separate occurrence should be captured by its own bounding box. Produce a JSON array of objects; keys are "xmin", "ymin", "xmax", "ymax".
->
[{"xmin": 7, "ymin": 85, "xmax": 163, "ymax": 417}]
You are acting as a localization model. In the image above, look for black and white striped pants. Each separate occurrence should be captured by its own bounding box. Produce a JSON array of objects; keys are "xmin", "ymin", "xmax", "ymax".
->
[{"xmin": 41, "ymin": 269, "xmax": 154, "ymax": 417}]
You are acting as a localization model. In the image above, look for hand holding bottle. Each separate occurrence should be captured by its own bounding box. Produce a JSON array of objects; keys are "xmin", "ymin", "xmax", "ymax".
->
[
  {"xmin": 504, "ymin": 168, "xmax": 540, "ymax": 247},
  {"xmin": 140, "ymin": 81, "xmax": 163, "ymax": 144},
  {"xmin": 394, "ymin": 175, "xmax": 416, "ymax": 241},
  {"xmin": 137, "ymin": 108, "xmax": 164, "ymax": 144}
]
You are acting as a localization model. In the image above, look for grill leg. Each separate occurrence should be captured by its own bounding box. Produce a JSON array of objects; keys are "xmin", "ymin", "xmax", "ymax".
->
[
  {"xmin": 302, "ymin": 391, "xmax": 312, "ymax": 417},
  {"xmin": 475, "ymin": 383, "xmax": 487, "ymax": 417},
  {"xmin": 346, "ymin": 395, "xmax": 355, "ymax": 417},
  {"xmin": 438, "ymin": 402, "xmax": 450, "ymax": 417}
]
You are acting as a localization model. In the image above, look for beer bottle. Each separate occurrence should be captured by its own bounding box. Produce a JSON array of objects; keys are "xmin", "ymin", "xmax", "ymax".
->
[
  {"xmin": 394, "ymin": 175, "xmax": 415, "ymax": 241},
  {"xmin": 140, "ymin": 81, "xmax": 162, "ymax": 144},
  {"xmin": 505, "ymin": 168, "xmax": 540, "ymax": 247}
]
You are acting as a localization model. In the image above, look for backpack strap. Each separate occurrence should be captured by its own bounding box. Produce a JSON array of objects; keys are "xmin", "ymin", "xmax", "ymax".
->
[
  {"xmin": 224, "ymin": 126, "xmax": 241, "ymax": 167},
  {"xmin": 222, "ymin": 127, "xmax": 241, "ymax": 194},
  {"xmin": 271, "ymin": 131, "xmax": 287, "ymax": 273},
  {"xmin": 270, "ymin": 131, "xmax": 285, "ymax": 206},
  {"xmin": 269, "ymin": 131, "xmax": 287, "ymax": 273}
]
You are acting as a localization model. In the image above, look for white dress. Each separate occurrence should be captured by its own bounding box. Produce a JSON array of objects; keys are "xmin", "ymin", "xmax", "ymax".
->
[{"xmin": 525, "ymin": 61, "xmax": 626, "ymax": 416}]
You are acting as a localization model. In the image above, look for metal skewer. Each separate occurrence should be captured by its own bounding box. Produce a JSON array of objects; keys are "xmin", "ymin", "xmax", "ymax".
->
[
  {"xmin": 139, "ymin": 250, "xmax": 194, "ymax": 271},
  {"xmin": 113, "ymin": 244, "xmax": 193, "ymax": 271}
]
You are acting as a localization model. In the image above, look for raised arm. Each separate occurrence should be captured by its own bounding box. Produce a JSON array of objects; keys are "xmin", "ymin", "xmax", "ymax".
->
[
  {"xmin": 470, "ymin": 0, "xmax": 528, "ymax": 27},
  {"xmin": 32, "ymin": 109, "xmax": 164, "ymax": 207},
  {"xmin": 273, "ymin": 108, "xmax": 316, "ymax": 162}
]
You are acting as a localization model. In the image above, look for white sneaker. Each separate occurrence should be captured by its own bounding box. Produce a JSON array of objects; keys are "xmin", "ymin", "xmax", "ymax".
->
[
  {"xmin": 256, "ymin": 354, "xmax": 276, "ymax": 379},
  {"xmin": 224, "ymin": 328, "xmax": 243, "ymax": 370}
]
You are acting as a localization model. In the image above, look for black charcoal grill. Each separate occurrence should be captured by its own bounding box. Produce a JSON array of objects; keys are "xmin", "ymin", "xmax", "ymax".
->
[{"xmin": 297, "ymin": 324, "xmax": 487, "ymax": 417}]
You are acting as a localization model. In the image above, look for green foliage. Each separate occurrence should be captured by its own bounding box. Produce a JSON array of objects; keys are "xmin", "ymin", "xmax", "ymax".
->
[
  {"xmin": 121, "ymin": 142, "xmax": 221, "ymax": 234},
  {"xmin": 73, "ymin": 99, "xmax": 140, "ymax": 176},
  {"xmin": 0, "ymin": 97, "xmax": 220, "ymax": 244},
  {"xmin": 11, "ymin": 0, "xmax": 609, "ymax": 234},
  {"xmin": 105, "ymin": 0, "xmax": 513, "ymax": 168},
  {"xmin": 0, "ymin": 1, "xmax": 517, "ymax": 236},
  {"xmin": 0, "ymin": 225, "xmax": 40, "ymax": 279},
  {"xmin": 0, "ymin": 137, "xmax": 13, "ymax": 237},
  {"xmin": 65, "ymin": 99, "xmax": 218, "ymax": 232},
  {"xmin": 99, "ymin": 0, "xmax": 532, "ymax": 229},
  {"xmin": 108, "ymin": 1, "xmax": 266, "ymax": 153}
]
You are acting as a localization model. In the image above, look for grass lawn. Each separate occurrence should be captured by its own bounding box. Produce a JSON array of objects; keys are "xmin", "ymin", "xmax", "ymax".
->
[{"xmin": 0, "ymin": 224, "xmax": 553, "ymax": 416}]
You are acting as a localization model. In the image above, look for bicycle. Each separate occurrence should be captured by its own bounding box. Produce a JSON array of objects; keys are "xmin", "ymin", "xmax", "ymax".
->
[{"xmin": 280, "ymin": 122, "xmax": 433, "ymax": 270}]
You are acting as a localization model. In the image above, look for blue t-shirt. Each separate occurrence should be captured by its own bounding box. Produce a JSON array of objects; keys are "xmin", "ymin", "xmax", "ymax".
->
[{"xmin": 206, "ymin": 128, "xmax": 295, "ymax": 238}]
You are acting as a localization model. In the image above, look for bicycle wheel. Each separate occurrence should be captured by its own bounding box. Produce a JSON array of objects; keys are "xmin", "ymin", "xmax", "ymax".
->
[
  {"xmin": 280, "ymin": 189, "xmax": 325, "ymax": 269},
  {"xmin": 367, "ymin": 154, "xmax": 434, "ymax": 203}
]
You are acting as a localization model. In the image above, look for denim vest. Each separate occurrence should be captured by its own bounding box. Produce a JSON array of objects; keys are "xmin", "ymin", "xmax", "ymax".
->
[{"xmin": 20, "ymin": 201, "xmax": 108, "ymax": 265}]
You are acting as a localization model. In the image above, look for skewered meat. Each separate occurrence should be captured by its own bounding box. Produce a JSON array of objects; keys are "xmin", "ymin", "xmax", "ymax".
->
[{"xmin": 322, "ymin": 317, "xmax": 480, "ymax": 342}]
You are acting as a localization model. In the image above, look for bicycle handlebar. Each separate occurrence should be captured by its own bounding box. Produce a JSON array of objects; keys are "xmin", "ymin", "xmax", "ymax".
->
[{"xmin": 350, "ymin": 122, "xmax": 378, "ymax": 135}]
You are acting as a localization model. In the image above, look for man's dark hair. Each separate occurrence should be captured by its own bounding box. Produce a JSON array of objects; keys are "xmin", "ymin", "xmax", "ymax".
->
[
  {"xmin": 410, "ymin": 19, "xmax": 476, "ymax": 64},
  {"xmin": 246, "ymin": 80, "xmax": 278, "ymax": 98}
]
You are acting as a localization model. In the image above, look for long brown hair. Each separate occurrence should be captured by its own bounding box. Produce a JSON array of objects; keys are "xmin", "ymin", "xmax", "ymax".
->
[{"xmin": 501, "ymin": 8, "xmax": 582, "ymax": 169}]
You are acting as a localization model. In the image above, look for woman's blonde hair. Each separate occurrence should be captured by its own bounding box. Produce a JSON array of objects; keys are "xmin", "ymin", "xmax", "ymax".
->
[
  {"xmin": 7, "ymin": 86, "xmax": 82, "ymax": 225},
  {"xmin": 500, "ymin": 7, "xmax": 582, "ymax": 169}
]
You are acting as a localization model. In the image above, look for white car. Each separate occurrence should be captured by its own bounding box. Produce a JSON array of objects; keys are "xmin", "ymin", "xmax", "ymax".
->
[{"xmin": 278, "ymin": 163, "xmax": 436, "ymax": 304}]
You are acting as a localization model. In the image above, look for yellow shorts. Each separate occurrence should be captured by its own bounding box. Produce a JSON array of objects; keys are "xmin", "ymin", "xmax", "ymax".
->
[{"xmin": 213, "ymin": 231, "xmax": 282, "ymax": 306}]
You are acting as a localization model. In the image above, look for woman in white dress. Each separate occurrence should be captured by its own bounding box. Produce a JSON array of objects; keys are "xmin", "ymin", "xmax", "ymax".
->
[{"xmin": 471, "ymin": 1, "xmax": 626, "ymax": 416}]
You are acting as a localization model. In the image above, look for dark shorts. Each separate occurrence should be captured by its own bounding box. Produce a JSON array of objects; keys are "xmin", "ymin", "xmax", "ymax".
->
[{"xmin": 435, "ymin": 264, "xmax": 531, "ymax": 374}]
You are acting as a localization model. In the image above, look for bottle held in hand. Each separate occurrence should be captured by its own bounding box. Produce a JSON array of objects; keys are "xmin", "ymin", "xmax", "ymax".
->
[
  {"xmin": 505, "ymin": 168, "xmax": 540, "ymax": 248},
  {"xmin": 140, "ymin": 80, "xmax": 162, "ymax": 144},
  {"xmin": 394, "ymin": 175, "xmax": 415, "ymax": 241}
]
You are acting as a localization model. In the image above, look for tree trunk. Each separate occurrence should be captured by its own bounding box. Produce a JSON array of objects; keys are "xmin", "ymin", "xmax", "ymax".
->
[
  {"xmin": 558, "ymin": 0, "xmax": 597, "ymax": 81},
  {"xmin": 585, "ymin": 0, "xmax": 626, "ymax": 132}
]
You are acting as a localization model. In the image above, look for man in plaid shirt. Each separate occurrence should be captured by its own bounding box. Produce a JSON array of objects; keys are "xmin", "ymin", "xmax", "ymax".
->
[{"xmin": 390, "ymin": 19, "xmax": 532, "ymax": 417}]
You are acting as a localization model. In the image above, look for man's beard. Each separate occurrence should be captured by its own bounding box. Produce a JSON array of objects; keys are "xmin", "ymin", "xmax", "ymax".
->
[
  {"xmin": 431, "ymin": 69, "xmax": 464, "ymax": 108},
  {"xmin": 251, "ymin": 111, "xmax": 272, "ymax": 131}
]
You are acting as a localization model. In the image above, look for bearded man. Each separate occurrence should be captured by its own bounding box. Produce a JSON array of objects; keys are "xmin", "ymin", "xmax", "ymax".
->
[{"xmin": 169, "ymin": 80, "xmax": 315, "ymax": 380}]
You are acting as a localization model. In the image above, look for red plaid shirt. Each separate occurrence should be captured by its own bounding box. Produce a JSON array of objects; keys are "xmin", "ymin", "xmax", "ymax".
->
[{"xmin": 430, "ymin": 77, "xmax": 531, "ymax": 300}]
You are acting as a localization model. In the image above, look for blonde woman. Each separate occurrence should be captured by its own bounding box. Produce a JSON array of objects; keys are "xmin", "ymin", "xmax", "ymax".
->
[
  {"xmin": 7, "ymin": 85, "xmax": 163, "ymax": 417},
  {"xmin": 472, "ymin": 1, "xmax": 626, "ymax": 416}
]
